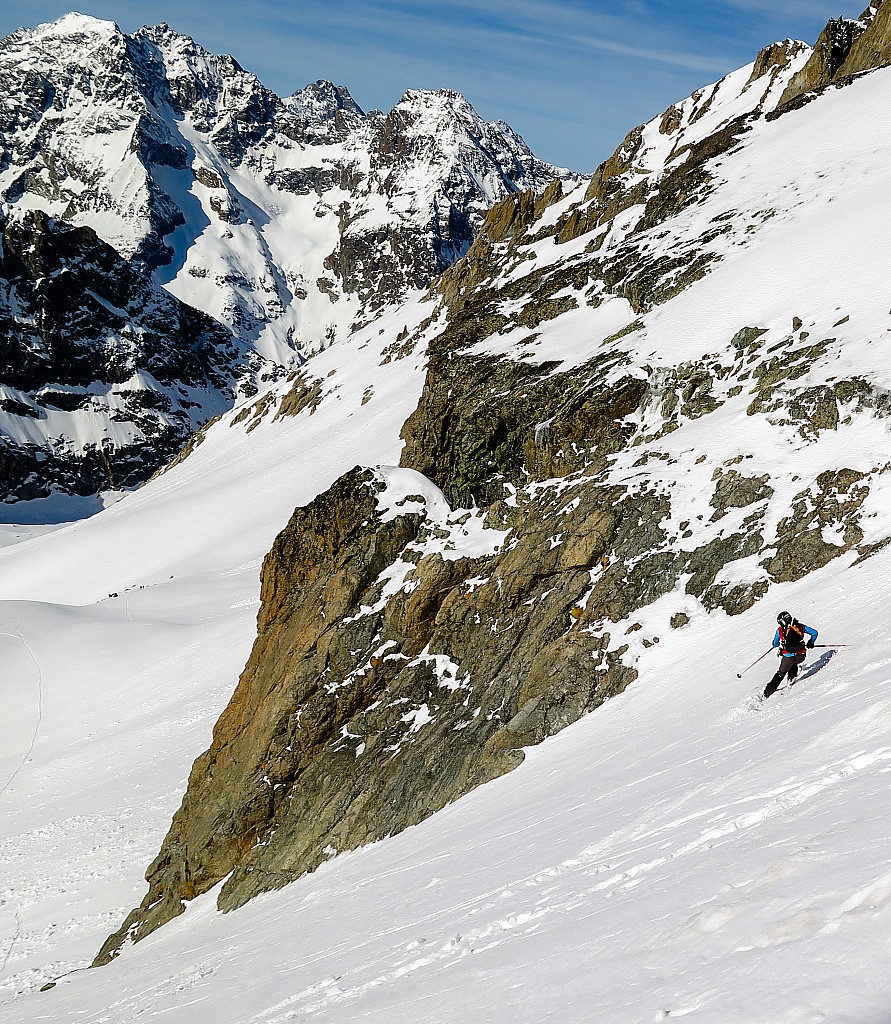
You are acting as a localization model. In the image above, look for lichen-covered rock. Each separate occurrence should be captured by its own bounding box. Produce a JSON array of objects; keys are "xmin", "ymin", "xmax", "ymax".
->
[
  {"xmin": 731, "ymin": 326, "xmax": 768, "ymax": 351},
  {"xmin": 710, "ymin": 469, "xmax": 774, "ymax": 521},
  {"xmin": 763, "ymin": 468, "xmax": 869, "ymax": 582},
  {"xmin": 398, "ymin": 298, "xmax": 645, "ymax": 506}
]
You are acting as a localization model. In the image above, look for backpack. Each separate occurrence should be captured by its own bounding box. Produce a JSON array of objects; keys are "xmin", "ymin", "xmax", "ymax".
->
[{"xmin": 779, "ymin": 621, "xmax": 806, "ymax": 654}]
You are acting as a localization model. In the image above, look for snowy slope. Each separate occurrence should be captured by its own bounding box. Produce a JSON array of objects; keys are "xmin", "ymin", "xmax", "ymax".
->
[
  {"xmin": 1, "ymin": 362, "xmax": 890, "ymax": 1022},
  {"xmin": 2, "ymin": 22, "xmax": 891, "ymax": 1024},
  {"xmin": 3, "ymin": 550, "xmax": 890, "ymax": 1023}
]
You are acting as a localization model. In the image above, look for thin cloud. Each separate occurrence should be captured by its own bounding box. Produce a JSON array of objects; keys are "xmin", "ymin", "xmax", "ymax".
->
[
  {"xmin": 571, "ymin": 33, "xmax": 734, "ymax": 75},
  {"xmin": 0, "ymin": 0, "xmax": 838, "ymax": 171},
  {"xmin": 716, "ymin": 0, "xmax": 853, "ymax": 16}
]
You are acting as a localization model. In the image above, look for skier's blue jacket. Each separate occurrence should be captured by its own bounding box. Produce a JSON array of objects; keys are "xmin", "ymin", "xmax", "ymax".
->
[{"xmin": 773, "ymin": 621, "xmax": 818, "ymax": 657}]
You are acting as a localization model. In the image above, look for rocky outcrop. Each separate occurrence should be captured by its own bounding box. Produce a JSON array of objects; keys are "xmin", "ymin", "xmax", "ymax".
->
[
  {"xmin": 0, "ymin": 210, "xmax": 238, "ymax": 500},
  {"xmin": 838, "ymin": 0, "xmax": 891, "ymax": 76},
  {"xmin": 763, "ymin": 469, "xmax": 869, "ymax": 582},
  {"xmin": 778, "ymin": 17, "xmax": 868, "ymax": 105},
  {"xmin": 95, "ymin": 463, "xmax": 638, "ymax": 962},
  {"xmin": 777, "ymin": 1, "xmax": 891, "ymax": 108},
  {"xmin": 747, "ymin": 40, "xmax": 810, "ymax": 88}
]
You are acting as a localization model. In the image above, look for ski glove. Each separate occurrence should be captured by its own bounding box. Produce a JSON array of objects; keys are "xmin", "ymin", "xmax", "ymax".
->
[{"xmin": 807, "ymin": 639, "xmax": 815, "ymax": 648}]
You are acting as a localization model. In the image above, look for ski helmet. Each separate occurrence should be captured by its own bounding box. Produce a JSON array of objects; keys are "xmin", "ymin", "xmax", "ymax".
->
[{"xmin": 777, "ymin": 611, "xmax": 792, "ymax": 627}]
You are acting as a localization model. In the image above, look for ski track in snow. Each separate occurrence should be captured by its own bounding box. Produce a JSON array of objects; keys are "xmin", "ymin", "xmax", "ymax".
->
[{"xmin": 0, "ymin": 620, "xmax": 43, "ymax": 801}]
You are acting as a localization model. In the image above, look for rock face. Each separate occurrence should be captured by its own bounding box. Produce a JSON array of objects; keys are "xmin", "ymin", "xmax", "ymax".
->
[
  {"xmin": 96, "ymin": 452, "xmax": 640, "ymax": 961},
  {"xmin": 97, "ymin": 8, "xmax": 891, "ymax": 964},
  {"xmin": 0, "ymin": 209, "xmax": 237, "ymax": 499},
  {"xmin": 778, "ymin": 0, "xmax": 891, "ymax": 107},
  {"xmin": 0, "ymin": 13, "xmax": 577, "ymax": 502}
]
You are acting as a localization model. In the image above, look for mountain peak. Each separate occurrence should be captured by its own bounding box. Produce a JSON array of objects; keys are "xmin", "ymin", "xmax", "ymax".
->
[
  {"xmin": 44, "ymin": 11, "xmax": 119, "ymax": 35},
  {"xmin": 286, "ymin": 79, "xmax": 365, "ymax": 122},
  {"xmin": 0, "ymin": 11, "xmax": 124, "ymax": 54},
  {"xmin": 0, "ymin": 9, "xmax": 575, "ymax": 503},
  {"xmin": 396, "ymin": 87, "xmax": 475, "ymax": 114}
]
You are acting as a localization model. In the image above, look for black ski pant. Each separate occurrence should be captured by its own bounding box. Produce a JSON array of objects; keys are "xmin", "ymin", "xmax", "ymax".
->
[{"xmin": 764, "ymin": 651, "xmax": 806, "ymax": 698}]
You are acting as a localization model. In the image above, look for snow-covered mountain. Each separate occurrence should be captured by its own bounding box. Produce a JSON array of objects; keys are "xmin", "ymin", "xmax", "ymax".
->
[
  {"xmin": 2, "ymin": 3, "xmax": 891, "ymax": 1022},
  {"xmin": 0, "ymin": 12, "xmax": 576, "ymax": 503}
]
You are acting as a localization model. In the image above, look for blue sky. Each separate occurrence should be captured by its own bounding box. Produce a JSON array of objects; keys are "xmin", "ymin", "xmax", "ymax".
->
[{"xmin": 0, "ymin": 1, "xmax": 857, "ymax": 170}]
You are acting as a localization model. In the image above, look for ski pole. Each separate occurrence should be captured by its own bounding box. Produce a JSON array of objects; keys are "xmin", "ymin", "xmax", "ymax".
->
[
  {"xmin": 736, "ymin": 647, "xmax": 775, "ymax": 678},
  {"xmin": 810, "ymin": 644, "xmax": 849, "ymax": 648}
]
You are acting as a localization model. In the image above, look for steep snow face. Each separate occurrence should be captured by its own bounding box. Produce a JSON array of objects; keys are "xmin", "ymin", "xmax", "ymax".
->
[{"xmin": 3, "ymin": 553, "xmax": 891, "ymax": 1023}]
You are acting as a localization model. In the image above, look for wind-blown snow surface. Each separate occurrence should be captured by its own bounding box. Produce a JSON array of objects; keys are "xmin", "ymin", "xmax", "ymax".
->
[
  {"xmin": 3, "ymin": 500, "xmax": 891, "ymax": 1022},
  {"xmin": 2, "ymin": 57, "xmax": 891, "ymax": 1024}
]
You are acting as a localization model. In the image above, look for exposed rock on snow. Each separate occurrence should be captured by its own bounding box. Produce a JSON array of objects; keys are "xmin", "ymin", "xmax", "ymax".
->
[{"xmin": 0, "ymin": 209, "xmax": 237, "ymax": 499}]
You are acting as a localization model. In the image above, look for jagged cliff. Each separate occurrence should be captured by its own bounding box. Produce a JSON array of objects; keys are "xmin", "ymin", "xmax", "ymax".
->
[
  {"xmin": 96, "ymin": 7, "xmax": 891, "ymax": 963},
  {"xmin": 0, "ymin": 209, "xmax": 237, "ymax": 499},
  {"xmin": 778, "ymin": 0, "xmax": 891, "ymax": 107}
]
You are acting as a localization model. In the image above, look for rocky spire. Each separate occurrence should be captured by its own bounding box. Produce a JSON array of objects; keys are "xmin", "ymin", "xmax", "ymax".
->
[{"xmin": 778, "ymin": 0, "xmax": 891, "ymax": 106}]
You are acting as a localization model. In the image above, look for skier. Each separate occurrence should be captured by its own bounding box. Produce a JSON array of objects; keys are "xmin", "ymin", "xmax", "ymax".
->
[{"xmin": 763, "ymin": 610, "xmax": 818, "ymax": 699}]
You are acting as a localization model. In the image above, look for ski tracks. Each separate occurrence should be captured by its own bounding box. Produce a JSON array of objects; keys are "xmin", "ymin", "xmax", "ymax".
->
[
  {"xmin": 216, "ymin": 743, "xmax": 891, "ymax": 1021},
  {"xmin": 2, "ymin": 706, "xmax": 887, "ymax": 1020},
  {"xmin": 0, "ymin": 618, "xmax": 44, "ymax": 801},
  {"xmin": 0, "ymin": 799, "xmax": 180, "ymax": 1001},
  {"xmin": 0, "ymin": 618, "xmax": 44, "ymax": 986}
]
